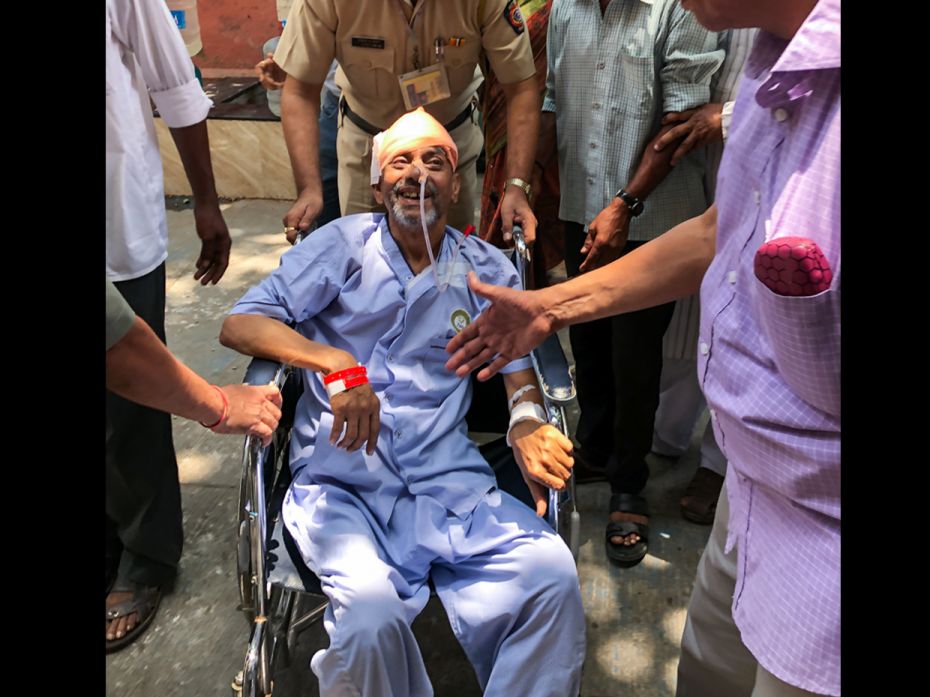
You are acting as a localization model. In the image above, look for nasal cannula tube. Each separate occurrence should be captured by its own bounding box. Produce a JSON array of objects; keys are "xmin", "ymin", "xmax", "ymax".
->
[{"xmin": 415, "ymin": 161, "xmax": 470, "ymax": 293}]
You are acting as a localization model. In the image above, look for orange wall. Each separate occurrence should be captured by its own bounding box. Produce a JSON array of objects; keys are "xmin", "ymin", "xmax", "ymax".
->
[{"xmin": 192, "ymin": 0, "xmax": 281, "ymax": 74}]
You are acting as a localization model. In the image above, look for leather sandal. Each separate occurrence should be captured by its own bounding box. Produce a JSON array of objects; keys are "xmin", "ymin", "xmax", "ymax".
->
[
  {"xmin": 105, "ymin": 582, "xmax": 162, "ymax": 654},
  {"xmin": 605, "ymin": 492, "xmax": 649, "ymax": 567}
]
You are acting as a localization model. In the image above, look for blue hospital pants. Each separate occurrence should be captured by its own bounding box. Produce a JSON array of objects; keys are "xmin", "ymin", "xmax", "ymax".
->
[{"xmin": 284, "ymin": 484, "xmax": 586, "ymax": 696}]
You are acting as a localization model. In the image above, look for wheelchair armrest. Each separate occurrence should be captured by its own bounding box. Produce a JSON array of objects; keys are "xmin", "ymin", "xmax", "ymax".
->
[
  {"xmin": 243, "ymin": 358, "xmax": 286, "ymax": 388},
  {"xmin": 531, "ymin": 333, "xmax": 575, "ymax": 406}
]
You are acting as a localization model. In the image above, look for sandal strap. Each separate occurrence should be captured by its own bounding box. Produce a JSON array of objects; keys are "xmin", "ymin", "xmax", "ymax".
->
[
  {"xmin": 684, "ymin": 468, "xmax": 724, "ymax": 498},
  {"xmin": 606, "ymin": 519, "xmax": 649, "ymax": 541},
  {"xmin": 609, "ymin": 492, "xmax": 649, "ymax": 516},
  {"xmin": 106, "ymin": 586, "xmax": 160, "ymax": 621}
]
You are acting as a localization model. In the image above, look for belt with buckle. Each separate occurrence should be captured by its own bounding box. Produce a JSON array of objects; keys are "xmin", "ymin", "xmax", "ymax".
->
[{"xmin": 340, "ymin": 99, "xmax": 474, "ymax": 137}]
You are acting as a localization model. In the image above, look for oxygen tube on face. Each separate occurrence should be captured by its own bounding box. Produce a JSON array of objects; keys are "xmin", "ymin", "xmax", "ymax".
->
[
  {"xmin": 415, "ymin": 163, "xmax": 442, "ymax": 290},
  {"xmin": 415, "ymin": 160, "xmax": 471, "ymax": 294}
]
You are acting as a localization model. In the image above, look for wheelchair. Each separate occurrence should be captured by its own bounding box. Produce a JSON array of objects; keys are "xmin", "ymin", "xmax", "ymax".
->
[{"xmin": 230, "ymin": 230, "xmax": 579, "ymax": 696}]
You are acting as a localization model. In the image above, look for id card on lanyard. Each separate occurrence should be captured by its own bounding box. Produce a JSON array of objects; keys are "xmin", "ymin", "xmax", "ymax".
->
[{"xmin": 394, "ymin": 0, "xmax": 451, "ymax": 110}]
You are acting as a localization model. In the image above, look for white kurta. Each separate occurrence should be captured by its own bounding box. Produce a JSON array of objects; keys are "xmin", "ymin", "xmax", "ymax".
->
[{"xmin": 105, "ymin": 0, "xmax": 212, "ymax": 281}]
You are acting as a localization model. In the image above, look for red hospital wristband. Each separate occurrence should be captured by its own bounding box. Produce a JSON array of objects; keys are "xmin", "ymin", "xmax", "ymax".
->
[
  {"xmin": 323, "ymin": 366, "xmax": 369, "ymax": 398},
  {"xmin": 323, "ymin": 366, "xmax": 367, "ymax": 385}
]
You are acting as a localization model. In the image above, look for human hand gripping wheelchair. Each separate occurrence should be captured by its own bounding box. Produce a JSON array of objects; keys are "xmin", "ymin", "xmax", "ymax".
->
[{"xmin": 231, "ymin": 228, "xmax": 579, "ymax": 696}]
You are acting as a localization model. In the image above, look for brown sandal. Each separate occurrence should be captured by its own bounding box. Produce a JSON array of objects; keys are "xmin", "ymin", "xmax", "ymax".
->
[
  {"xmin": 105, "ymin": 583, "xmax": 162, "ymax": 654},
  {"xmin": 680, "ymin": 468, "xmax": 724, "ymax": 525}
]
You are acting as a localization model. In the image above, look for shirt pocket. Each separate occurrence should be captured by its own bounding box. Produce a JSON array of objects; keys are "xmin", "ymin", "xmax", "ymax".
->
[
  {"xmin": 617, "ymin": 52, "xmax": 654, "ymax": 118},
  {"xmin": 751, "ymin": 277, "xmax": 840, "ymax": 417},
  {"xmin": 339, "ymin": 42, "xmax": 396, "ymax": 99},
  {"xmin": 423, "ymin": 332, "xmax": 457, "ymax": 363},
  {"xmin": 443, "ymin": 45, "xmax": 481, "ymax": 98}
]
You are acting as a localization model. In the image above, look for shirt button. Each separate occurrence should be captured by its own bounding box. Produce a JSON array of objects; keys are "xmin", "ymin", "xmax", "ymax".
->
[
  {"xmin": 699, "ymin": 342, "xmax": 709, "ymax": 356},
  {"xmin": 587, "ymin": 177, "xmax": 595, "ymax": 185},
  {"xmin": 592, "ymin": 102, "xmax": 601, "ymax": 110},
  {"xmin": 597, "ymin": 62, "xmax": 606, "ymax": 70},
  {"xmin": 773, "ymin": 107, "xmax": 789, "ymax": 122},
  {"xmin": 387, "ymin": 355, "xmax": 394, "ymax": 362},
  {"xmin": 727, "ymin": 271, "xmax": 737, "ymax": 284},
  {"xmin": 589, "ymin": 142, "xmax": 597, "ymax": 149},
  {"xmin": 394, "ymin": 430, "xmax": 402, "ymax": 439},
  {"xmin": 753, "ymin": 190, "xmax": 761, "ymax": 205}
]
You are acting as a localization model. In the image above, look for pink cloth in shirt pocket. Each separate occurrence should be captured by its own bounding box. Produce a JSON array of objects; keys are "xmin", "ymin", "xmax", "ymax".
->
[
  {"xmin": 753, "ymin": 237, "xmax": 832, "ymax": 296},
  {"xmin": 750, "ymin": 261, "xmax": 840, "ymax": 417}
]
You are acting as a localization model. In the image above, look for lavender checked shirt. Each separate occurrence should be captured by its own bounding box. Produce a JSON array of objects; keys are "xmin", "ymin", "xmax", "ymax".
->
[{"xmin": 697, "ymin": 1, "xmax": 840, "ymax": 694}]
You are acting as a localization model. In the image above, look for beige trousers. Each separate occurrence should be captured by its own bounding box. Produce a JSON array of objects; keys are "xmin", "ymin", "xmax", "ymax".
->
[
  {"xmin": 676, "ymin": 485, "xmax": 831, "ymax": 697},
  {"xmin": 335, "ymin": 106, "xmax": 483, "ymax": 232}
]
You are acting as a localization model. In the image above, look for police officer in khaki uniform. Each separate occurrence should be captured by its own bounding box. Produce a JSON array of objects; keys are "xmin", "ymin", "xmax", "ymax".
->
[{"xmin": 274, "ymin": 0, "xmax": 540, "ymax": 244}]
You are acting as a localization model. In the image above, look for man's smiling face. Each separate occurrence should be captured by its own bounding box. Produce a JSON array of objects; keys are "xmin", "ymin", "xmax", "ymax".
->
[{"xmin": 374, "ymin": 145, "xmax": 460, "ymax": 229}]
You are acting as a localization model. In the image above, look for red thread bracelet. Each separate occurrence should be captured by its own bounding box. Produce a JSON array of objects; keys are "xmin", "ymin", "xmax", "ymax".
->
[{"xmin": 199, "ymin": 385, "xmax": 229, "ymax": 429}]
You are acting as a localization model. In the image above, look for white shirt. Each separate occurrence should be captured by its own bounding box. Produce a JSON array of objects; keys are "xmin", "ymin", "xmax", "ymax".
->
[{"xmin": 106, "ymin": 0, "xmax": 212, "ymax": 281}]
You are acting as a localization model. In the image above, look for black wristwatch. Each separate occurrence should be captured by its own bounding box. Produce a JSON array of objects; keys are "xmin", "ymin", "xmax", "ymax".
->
[{"xmin": 614, "ymin": 188, "xmax": 645, "ymax": 217}]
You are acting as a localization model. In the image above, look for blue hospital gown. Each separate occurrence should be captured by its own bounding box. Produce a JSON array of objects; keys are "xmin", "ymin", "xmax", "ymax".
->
[{"xmin": 230, "ymin": 213, "xmax": 584, "ymax": 696}]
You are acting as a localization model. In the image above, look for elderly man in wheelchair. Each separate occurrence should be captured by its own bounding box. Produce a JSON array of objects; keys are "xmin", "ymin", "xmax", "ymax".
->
[{"xmin": 220, "ymin": 109, "xmax": 586, "ymax": 696}]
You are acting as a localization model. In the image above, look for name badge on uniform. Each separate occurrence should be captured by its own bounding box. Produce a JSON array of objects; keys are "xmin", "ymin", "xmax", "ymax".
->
[
  {"xmin": 398, "ymin": 63, "xmax": 451, "ymax": 110},
  {"xmin": 351, "ymin": 36, "xmax": 385, "ymax": 49}
]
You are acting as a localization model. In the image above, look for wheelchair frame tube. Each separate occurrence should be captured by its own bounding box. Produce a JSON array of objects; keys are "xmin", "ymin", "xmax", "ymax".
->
[
  {"xmin": 245, "ymin": 365, "xmax": 290, "ymax": 624},
  {"xmin": 247, "ymin": 437, "xmax": 269, "ymax": 622}
]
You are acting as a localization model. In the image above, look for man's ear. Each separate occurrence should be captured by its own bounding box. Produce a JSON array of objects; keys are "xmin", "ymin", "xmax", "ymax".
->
[
  {"xmin": 372, "ymin": 181, "xmax": 384, "ymax": 205},
  {"xmin": 451, "ymin": 172, "xmax": 461, "ymax": 204}
]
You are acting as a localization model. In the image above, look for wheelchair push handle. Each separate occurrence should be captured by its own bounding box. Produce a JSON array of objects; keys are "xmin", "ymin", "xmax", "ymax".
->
[
  {"xmin": 511, "ymin": 225, "xmax": 531, "ymax": 286},
  {"xmin": 511, "ymin": 225, "xmax": 530, "ymax": 262}
]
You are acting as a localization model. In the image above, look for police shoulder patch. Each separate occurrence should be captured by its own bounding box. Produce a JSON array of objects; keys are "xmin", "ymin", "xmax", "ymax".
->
[{"xmin": 502, "ymin": 0, "xmax": 525, "ymax": 35}]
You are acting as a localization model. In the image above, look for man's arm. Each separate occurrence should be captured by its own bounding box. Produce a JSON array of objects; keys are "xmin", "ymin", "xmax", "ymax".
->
[
  {"xmin": 501, "ymin": 368, "xmax": 574, "ymax": 516},
  {"xmin": 548, "ymin": 203, "xmax": 716, "ymax": 327},
  {"xmin": 499, "ymin": 76, "xmax": 541, "ymax": 244},
  {"xmin": 446, "ymin": 204, "xmax": 718, "ymax": 380},
  {"xmin": 220, "ymin": 313, "xmax": 355, "ymax": 375},
  {"xmin": 531, "ymin": 110, "xmax": 557, "ymax": 202},
  {"xmin": 107, "ymin": 316, "xmax": 282, "ymax": 445},
  {"xmin": 280, "ymin": 77, "xmax": 325, "ymax": 242},
  {"xmin": 652, "ymin": 103, "xmax": 724, "ymax": 166},
  {"xmin": 169, "ymin": 122, "xmax": 231, "ymax": 284},
  {"xmin": 220, "ymin": 313, "xmax": 381, "ymax": 454},
  {"xmin": 580, "ymin": 121, "xmax": 688, "ymax": 271}
]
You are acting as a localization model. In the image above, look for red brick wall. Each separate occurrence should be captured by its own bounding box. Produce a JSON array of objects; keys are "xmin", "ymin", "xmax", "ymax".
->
[{"xmin": 192, "ymin": 0, "xmax": 281, "ymax": 74}]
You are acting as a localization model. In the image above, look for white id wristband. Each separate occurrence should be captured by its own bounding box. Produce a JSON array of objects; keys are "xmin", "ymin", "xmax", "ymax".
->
[
  {"xmin": 506, "ymin": 401, "xmax": 548, "ymax": 446},
  {"xmin": 325, "ymin": 379, "xmax": 351, "ymax": 398},
  {"xmin": 508, "ymin": 384, "xmax": 538, "ymax": 410}
]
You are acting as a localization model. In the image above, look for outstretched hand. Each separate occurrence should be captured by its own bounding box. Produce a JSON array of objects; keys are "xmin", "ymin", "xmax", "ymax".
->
[{"xmin": 445, "ymin": 272, "xmax": 553, "ymax": 381}]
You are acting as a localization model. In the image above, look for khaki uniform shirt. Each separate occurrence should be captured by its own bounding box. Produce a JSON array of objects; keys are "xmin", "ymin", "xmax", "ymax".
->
[{"xmin": 275, "ymin": 0, "xmax": 535, "ymax": 129}]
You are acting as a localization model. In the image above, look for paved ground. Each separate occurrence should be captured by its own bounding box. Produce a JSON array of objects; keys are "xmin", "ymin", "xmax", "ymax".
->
[{"xmin": 106, "ymin": 199, "xmax": 712, "ymax": 696}]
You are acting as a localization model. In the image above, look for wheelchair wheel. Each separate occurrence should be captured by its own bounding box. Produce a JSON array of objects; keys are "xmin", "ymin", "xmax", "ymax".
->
[{"xmin": 237, "ymin": 420, "xmax": 292, "ymax": 626}]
